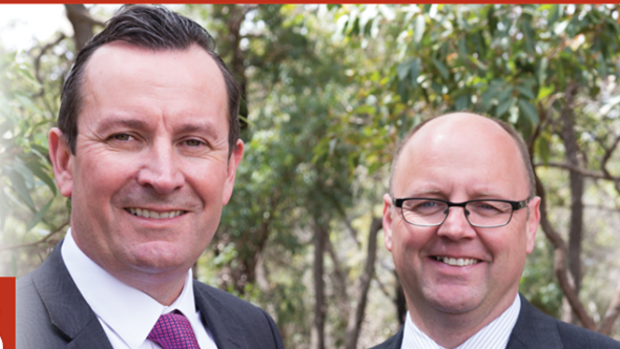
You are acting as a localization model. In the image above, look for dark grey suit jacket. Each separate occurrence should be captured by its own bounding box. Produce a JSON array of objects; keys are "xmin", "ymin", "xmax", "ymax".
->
[
  {"xmin": 370, "ymin": 294, "xmax": 620, "ymax": 349},
  {"xmin": 16, "ymin": 240, "xmax": 284, "ymax": 349}
]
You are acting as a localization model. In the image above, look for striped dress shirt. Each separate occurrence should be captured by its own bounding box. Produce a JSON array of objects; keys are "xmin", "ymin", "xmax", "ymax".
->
[{"xmin": 401, "ymin": 294, "xmax": 521, "ymax": 349}]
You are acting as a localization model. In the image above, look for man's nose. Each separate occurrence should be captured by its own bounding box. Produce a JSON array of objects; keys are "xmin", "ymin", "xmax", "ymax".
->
[
  {"xmin": 436, "ymin": 206, "xmax": 477, "ymax": 240},
  {"xmin": 136, "ymin": 140, "xmax": 184, "ymax": 194}
]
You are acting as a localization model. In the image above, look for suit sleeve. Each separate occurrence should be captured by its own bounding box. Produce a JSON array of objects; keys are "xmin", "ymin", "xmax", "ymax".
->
[{"xmin": 261, "ymin": 308, "xmax": 285, "ymax": 349}]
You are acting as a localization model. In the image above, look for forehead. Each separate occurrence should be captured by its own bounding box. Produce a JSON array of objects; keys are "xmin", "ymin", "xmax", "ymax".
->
[
  {"xmin": 85, "ymin": 41, "xmax": 224, "ymax": 89},
  {"xmin": 80, "ymin": 41, "xmax": 228, "ymax": 128},
  {"xmin": 393, "ymin": 114, "xmax": 529, "ymax": 198}
]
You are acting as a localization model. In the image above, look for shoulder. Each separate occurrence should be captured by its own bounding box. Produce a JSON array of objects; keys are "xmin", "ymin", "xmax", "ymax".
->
[
  {"xmin": 193, "ymin": 280, "xmax": 268, "ymax": 316},
  {"xmin": 511, "ymin": 295, "xmax": 620, "ymax": 348},
  {"xmin": 16, "ymin": 272, "xmax": 43, "ymax": 327},
  {"xmin": 192, "ymin": 280, "xmax": 284, "ymax": 349},
  {"xmin": 17, "ymin": 259, "xmax": 54, "ymax": 330},
  {"xmin": 16, "ymin": 262, "xmax": 70, "ymax": 348},
  {"xmin": 369, "ymin": 327, "xmax": 403, "ymax": 349},
  {"xmin": 555, "ymin": 319, "xmax": 620, "ymax": 348}
]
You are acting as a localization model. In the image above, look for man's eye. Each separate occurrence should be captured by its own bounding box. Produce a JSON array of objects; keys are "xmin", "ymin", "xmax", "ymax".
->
[
  {"xmin": 185, "ymin": 139, "xmax": 204, "ymax": 147},
  {"xmin": 112, "ymin": 134, "xmax": 133, "ymax": 141}
]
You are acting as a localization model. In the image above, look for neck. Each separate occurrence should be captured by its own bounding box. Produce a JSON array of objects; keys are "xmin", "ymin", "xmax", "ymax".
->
[
  {"xmin": 114, "ymin": 269, "xmax": 188, "ymax": 306},
  {"xmin": 407, "ymin": 291, "xmax": 517, "ymax": 349}
]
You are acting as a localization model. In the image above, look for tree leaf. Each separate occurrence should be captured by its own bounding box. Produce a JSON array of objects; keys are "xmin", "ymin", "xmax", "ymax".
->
[
  {"xmin": 481, "ymin": 87, "xmax": 500, "ymax": 111},
  {"xmin": 12, "ymin": 161, "xmax": 35, "ymax": 187},
  {"xmin": 537, "ymin": 85, "xmax": 555, "ymax": 101},
  {"xmin": 537, "ymin": 56, "xmax": 548, "ymax": 86},
  {"xmin": 496, "ymin": 97, "xmax": 516, "ymax": 117},
  {"xmin": 516, "ymin": 85, "xmax": 536, "ymax": 100},
  {"xmin": 25, "ymin": 160, "xmax": 57, "ymax": 196},
  {"xmin": 397, "ymin": 62, "xmax": 410, "ymax": 81},
  {"xmin": 432, "ymin": 58, "xmax": 449, "ymax": 80},
  {"xmin": 497, "ymin": 86, "xmax": 514, "ymax": 104},
  {"xmin": 548, "ymin": 5, "xmax": 560, "ymax": 27},
  {"xmin": 518, "ymin": 98, "xmax": 539, "ymax": 125},
  {"xmin": 26, "ymin": 199, "xmax": 53, "ymax": 232},
  {"xmin": 7, "ymin": 170, "xmax": 36, "ymax": 211},
  {"xmin": 414, "ymin": 14, "xmax": 426, "ymax": 43},
  {"xmin": 455, "ymin": 94, "xmax": 471, "ymax": 111},
  {"xmin": 457, "ymin": 37, "xmax": 468, "ymax": 58},
  {"xmin": 410, "ymin": 58, "xmax": 421, "ymax": 87},
  {"xmin": 536, "ymin": 134, "xmax": 551, "ymax": 166}
]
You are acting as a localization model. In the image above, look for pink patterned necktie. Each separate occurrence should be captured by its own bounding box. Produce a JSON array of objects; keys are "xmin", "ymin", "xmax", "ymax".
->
[{"xmin": 148, "ymin": 311, "xmax": 201, "ymax": 349}]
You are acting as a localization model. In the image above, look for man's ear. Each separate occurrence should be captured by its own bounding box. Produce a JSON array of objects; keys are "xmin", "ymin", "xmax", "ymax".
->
[
  {"xmin": 222, "ymin": 139, "xmax": 244, "ymax": 206},
  {"xmin": 383, "ymin": 193, "xmax": 394, "ymax": 252},
  {"xmin": 48, "ymin": 128, "xmax": 74, "ymax": 198},
  {"xmin": 525, "ymin": 196, "xmax": 541, "ymax": 254}
]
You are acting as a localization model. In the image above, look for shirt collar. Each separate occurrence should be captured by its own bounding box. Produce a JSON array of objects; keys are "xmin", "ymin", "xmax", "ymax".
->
[
  {"xmin": 401, "ymin": 294, "xmax": 521, "ymax": 349},
  {"xmin": 61, "ymin": 229, "xmax": 198, "ymax": 349}
]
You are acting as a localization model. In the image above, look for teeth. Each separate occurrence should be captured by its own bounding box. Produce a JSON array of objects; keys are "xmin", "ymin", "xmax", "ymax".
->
[
  {"xmin": 435, "ymin": 256, "xmax": 479, "ymax": 266},
  {"xmin": 127, "ymin": 208, "xmax": 183, "ymax": 219}
]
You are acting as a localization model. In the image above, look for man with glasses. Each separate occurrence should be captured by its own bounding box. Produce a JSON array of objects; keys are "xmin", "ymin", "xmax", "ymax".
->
[{"xmin": 372, "ymin": 113, "xmax": 620, "ymax": 348}]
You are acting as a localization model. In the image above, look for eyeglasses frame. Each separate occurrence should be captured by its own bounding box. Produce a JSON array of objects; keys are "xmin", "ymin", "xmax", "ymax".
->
[{"xmin": 391, "ymin": 197, "xmax": 530, "ymax": 228}]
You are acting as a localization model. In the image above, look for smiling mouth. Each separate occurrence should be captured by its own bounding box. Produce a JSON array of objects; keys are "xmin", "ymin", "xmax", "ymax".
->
[
  {"xmin": 433, "ymin": 256, "xmax": 481, "ymax": 266},
  {"xmin": 125, "ymin": 208, "xmax": 186, "ymax": 219}
]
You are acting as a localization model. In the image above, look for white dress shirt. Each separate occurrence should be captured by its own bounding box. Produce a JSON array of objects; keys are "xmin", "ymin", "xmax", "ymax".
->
[
  {"xmin": 401, "ymin": 294, "xmax": 521, "ymax": 349},
  {"xmin": 62, "ymin": 229, "xmax": 218, "ymax": 349}
]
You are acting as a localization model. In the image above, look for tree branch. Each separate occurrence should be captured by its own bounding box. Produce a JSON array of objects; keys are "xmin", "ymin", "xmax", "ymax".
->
[
  {"xmin": 597, "ymin": 280, "xmax": 620, "ymax": 335},
  {"xmin": 600, "ymin": 133, "xmax": 620, "ymax": 179},
  {"xmin": 535, "ymin": 162, "xmax": 618, "ymax": 181},
  {"xmin": 326, "ymin": 236, "xmax": 349, "ymax": 312},
  {"xmin": 65, "ymin": 4, "xmax": 104, "ymax": 51},
  {"xmin": 344, "ymin": 217, "xmax": 382, "ymax": 349},
  {"xmin": 535, "ymin": 174, "xmax": 596, "ymax": 330},
  {"xmin": 372, "ymin": 273, "xmax": 391, "ymax": 300},
  {"xmin": 33, "ymin": 33, "xmax": 66, "ymax": 84},
  {"xmin": 0, "ymin": 220, "xmax": 69, "ymax": 252},
  {"xmin": 326, "ymin": 194, "xmax": 359, "ymax": 245}
]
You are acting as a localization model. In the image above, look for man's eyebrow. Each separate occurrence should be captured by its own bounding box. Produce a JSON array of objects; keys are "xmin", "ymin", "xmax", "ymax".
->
[
  {"xmin": 175, "ymin": 122, "xmax": 220, "ymax": 138},
  {"xmin": 407, "ymin": 188, "xmax": 443, "ymax": 197},
  {"xmin": 96, "ymin": 118, "xmax": 150, "ymax": 132}
]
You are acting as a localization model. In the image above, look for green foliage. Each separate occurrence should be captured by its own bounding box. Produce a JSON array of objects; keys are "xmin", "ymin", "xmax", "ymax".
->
[
  {"xmin": 1, "ymin": 46, "xmax": 71, "ymax": 276},
  {"xmin": 0, "ymin": 53, "xmax": 56, "ymax": 229}
]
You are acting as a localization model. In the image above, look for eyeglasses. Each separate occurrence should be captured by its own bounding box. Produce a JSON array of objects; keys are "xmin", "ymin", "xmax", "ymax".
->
[{"xmin": 392, "ymin": 197, "xmax": 529, "ymax": 228}]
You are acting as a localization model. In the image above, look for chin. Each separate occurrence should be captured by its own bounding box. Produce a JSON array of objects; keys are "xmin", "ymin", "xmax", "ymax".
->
[
  {"xmin": 128, "ymin": 244, "xmax": 192, "ymax": 272},
  {"xmin": 425, "ymin": 289, "xmax": 484, "ymax": 314}
]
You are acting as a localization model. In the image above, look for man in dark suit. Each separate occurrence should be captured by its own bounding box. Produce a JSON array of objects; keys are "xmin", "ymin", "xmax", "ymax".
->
[
  {"xmin": 17, "ymin": 6, "xmax": 284, "ymax": 349},
  {"xmin": 373, "ymin": 113, "xmax": 620, "ymax": 349}
]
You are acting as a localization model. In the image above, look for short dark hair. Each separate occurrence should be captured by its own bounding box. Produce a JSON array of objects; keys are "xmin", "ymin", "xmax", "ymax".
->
[
  {"xmin": 58, "ymin": 5, "xmax": 240, "ymax": 156},
  {"xmin": 389, "ymin": 113, "xmax": 536, "ymax": 198}
]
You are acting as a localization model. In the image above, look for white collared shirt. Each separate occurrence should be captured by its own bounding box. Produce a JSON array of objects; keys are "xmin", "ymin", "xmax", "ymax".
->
[
  {"xmin": 401, "ymin": 294, "xmax": 521, "ymax": 349},
  {"xmin": 62, "ymin": 229, "xmax": 218, "ymax": 349}
]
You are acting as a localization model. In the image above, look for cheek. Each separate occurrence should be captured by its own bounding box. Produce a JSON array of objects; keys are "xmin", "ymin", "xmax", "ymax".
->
[
  {"xmin": 183, "ymin": 162, "xmax": 228, "ymax": 196},
  {"xmin": 484, "ymin": 230, "xmax": 527, "ymax": 271},
  {"xmin": 77, "ymin": 157, "xmax": 133, "ymax": 197},
  {"xmin": 392, "ymin": 225, "xmax": 428, "ymax": 261}
]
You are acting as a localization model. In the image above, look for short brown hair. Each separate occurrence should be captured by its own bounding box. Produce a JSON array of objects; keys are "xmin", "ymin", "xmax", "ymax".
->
[{"xmin": 58, "ymin": 5, "xmax": 240, "ymax": 156}]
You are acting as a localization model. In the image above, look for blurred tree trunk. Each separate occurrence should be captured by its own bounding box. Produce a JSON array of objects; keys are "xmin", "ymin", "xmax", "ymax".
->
[
  {"xmin": 223, "ymin": 5, "xmax": 255, "ymax": 130},
  {"xmin": 558, "ymin": 84, "xmax": 584, "ymax": 325},
  {"xmin": 345, "ymin": 217, "xmax": 382, "ymax": 349},
  {"xmin": 394, "ymin": 272, "xmax": 407, "ymax": 326},
  {"xmin": 311, "ymin": 222, "xmax": 327, "ymax": 349},
  {"xmin": 64, "ymin": 4, "xmax": 104, "ymax": 51}
]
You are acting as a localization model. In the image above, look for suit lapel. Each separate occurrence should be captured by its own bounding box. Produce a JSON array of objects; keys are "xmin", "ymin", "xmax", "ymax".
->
[
  {"xmin": 32, "ymin": 240, "xmax": 113, "ymax": 349},
  {"xmin": 506, "ymin": 294, "xmax": 563, "ymax": 349},
  {"xmin": 193, "ymin": 281, "xmax": 246, "ymax": 349}
]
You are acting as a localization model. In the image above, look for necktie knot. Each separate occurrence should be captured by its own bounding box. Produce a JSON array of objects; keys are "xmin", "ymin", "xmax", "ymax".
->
[{"xmin": 148, "ymin": 311, "xmax": 200, "ymax": 349}]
